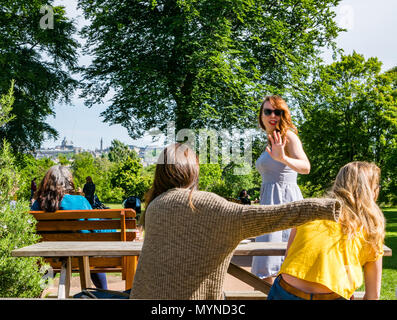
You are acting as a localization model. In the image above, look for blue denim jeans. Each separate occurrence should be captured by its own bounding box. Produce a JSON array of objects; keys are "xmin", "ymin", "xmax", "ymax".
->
[
  {"xmin": 267, "ymin": 275, "xmax": 305, "ymax": 300},
  {"xmin": 90, "ymin": 273, "xmax": 108, "ymax": 290},
  {"xmin": 267, "ymin": 276, "xmax": 346, "ymax": 300}
]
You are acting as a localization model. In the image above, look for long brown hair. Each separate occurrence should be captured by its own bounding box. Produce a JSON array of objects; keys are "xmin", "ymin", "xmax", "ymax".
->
[
  {"xmin": 258, "ymin": 95, "xmax": 298, "ymax": 141},
  {"xmin": 329, "ymin": 161, "xmax": 385, "ymax": 255},
  {"xmin": 141, "ymin": 143, "xmax": 199, "ymax": 226},
  {"xmin": 36, "ymin": 165, "xmax": 76, "ymax": 212}
]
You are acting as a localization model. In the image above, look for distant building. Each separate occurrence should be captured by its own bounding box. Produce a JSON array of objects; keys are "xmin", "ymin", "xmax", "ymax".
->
[
  {"xmin": 34, "ymin": 137, "xmax": 163, "ymax": 166},
  {"xmin": 34, "ymin": 137, "xmax": 83, "ymax": 160}
]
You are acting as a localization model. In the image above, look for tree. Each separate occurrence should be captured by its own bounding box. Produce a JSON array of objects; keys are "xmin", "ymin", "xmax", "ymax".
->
[
  {"xmin": 111, "ymin": 156, "xmax": 152, "ymax": 200},
  {"xmin": 0, "ymin": 1, "xmax": 79, "ymax": 152},
  {"xmin": 71, "ymin": 152, "xmax": 97, "ymax": 189},
  {"xmin": 199, "ymin": 163, "xmax": 223, "ymax": 192},
  {"xmin": 92, "ymin": 156, "xmax": 125, "ymax": 203},
  {"xmin": 107, "ymin": 139, "xmax": 138, "ymax": 163},
  {"xmin": 295, "ymin": 53, "xmax": 397, "ymax": 203},
  {"xmin": 15, "ymin": 154, "xmax": 55, "ymax": 200},
  {"xmin": 0, "ymin": 80, "xmax": 15, "ymax": 126},
  {"xmin": 78, "ymin": 0, "xmax": 343, "ymax": 136}
]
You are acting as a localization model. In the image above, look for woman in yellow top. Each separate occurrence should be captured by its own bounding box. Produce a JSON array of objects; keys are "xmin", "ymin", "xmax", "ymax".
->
[{"xmin": 268, "ymin": 161, "xmax": 385, "ymax": 300}]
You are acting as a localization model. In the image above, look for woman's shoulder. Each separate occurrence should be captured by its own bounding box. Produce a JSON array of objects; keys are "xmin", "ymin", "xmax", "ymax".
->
[
  {"xmin": 286, "ymin": 129, "xmax": 300, "ymax": 141},
  {"xmin": 61, "ymin": 194, "xmax": 92, "ymax": 210},
  {"xmin": 30, "ymin": 200, "xmax": 41, "ymax": 210},
  {"xmin": 158, "ymin": 188, "xmax": 222, "ymax": 201},
  {"xmin": 154, "ymin": 188, "xmax": 234, "ymax": 208}
]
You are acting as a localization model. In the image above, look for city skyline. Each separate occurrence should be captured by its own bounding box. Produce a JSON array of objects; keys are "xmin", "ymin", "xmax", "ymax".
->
[{"xmin": 42, "ymin": 0, "xmax": 397, "ymax": 150}]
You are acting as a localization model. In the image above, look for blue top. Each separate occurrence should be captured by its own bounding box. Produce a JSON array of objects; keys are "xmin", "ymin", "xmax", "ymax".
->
[
  {"xmin": 31, "ymin": 194, "xmax": 115, "ymax": 233},
  {"xmin": 31, "ymin": 194, "xmax": 92, "ymax": 211}
]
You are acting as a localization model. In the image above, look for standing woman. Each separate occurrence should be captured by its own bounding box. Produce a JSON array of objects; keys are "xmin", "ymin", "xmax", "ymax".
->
[
  {"xmin": 83, "ymin": 176, "xmax": 96, "ymax": 207},
  {"xmin": 251, "ymin": 95, "xmax": 310, "ymax": 285}
]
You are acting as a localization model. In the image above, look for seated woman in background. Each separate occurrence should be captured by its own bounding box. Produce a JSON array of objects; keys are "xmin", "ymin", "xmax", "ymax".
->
[
  {"xmin": 268, "ymin": 161, "xmax": 385, "ymax": 300},
  {"xmin": 31, "ymin": 165, "xmax": 108, "ymax": 290},
  {"xmin": 128, "ymin": 143, "xmax": 342, "ymax": 300},
  {"xmin": 238, "ymin": 189, "xmax": 251, "ymax": 205}
]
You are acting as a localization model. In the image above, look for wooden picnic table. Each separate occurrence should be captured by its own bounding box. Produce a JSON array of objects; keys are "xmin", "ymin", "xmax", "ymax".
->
[{"xmin": 12, "ymin": 241, "xmax": 392, "ymax": 299}]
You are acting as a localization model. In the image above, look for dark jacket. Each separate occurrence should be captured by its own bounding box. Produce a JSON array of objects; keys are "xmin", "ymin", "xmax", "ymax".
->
[{"xmin": 83, "ymin": 182, "xmax": 96, "ymax": 206}]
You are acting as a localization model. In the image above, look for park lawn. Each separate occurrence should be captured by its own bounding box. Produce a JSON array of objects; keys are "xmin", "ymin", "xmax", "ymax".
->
[
  {"xmin": 105, "ymin": 203, "xmax": 396, "ymax": 299},
  {"xmin": 379, "ymin": 207, "xmax": 396, "ymax": 300},
  {"xmin": 104, "ymin": 203, "xmax": 124, "ymax": 209},
  {"xmin": 356, "ymin": 207, "xmax": 396, "ymax": 300}
]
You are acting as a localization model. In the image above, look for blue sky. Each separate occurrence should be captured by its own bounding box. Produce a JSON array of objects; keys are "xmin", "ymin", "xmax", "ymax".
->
[{"xmin": 42, "ymin": 0, "xmax": 397, "ymax": 150}]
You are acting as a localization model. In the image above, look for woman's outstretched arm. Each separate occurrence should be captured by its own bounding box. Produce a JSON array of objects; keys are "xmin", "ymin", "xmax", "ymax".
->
[{"xmin": 239, "ymin": 198, "xmax": 341, "ymax": 240}]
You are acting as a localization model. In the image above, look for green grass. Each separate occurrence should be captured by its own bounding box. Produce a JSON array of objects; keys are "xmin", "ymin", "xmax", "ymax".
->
[
  {"xmin": 105, "ymin": 203, "xmax": 396, "ymax": 299},
  {"xmin": 104, "ymin": 203, "xmax": 124, "ymax": 209},
  {"xmin": 355, "ymin": 207, "xmax": 396, "ymax": 299},
  {"xmin": 379, "ymin": 207, "xmax": 397, "ymax": 300}
]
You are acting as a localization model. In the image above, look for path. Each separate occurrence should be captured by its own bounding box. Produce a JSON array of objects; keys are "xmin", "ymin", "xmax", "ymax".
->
[{"xmin": 41, "ymin": 256, "xmax": 256, "ymax": 298}]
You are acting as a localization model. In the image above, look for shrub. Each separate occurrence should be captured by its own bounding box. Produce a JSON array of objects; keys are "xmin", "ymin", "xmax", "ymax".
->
[{"xmin": 0, "ymin": 141, "xmax": 47, "ymax": 297}]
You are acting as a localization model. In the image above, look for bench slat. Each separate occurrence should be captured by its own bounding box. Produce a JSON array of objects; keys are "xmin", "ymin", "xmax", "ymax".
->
[
  {"xmin": 39, "ymin": 232, "xmax": 136, "ymax": 242},
  {"xmin": 31, "ymin": 209, "xmax": 135, "ymax": 220},
  {"xmin": 36, "ymin": 220, "xmax": 136, "ymax": 231},
  {"xmin": 46, "ymin": 257, "xmax": 123, "ymax": 269}
]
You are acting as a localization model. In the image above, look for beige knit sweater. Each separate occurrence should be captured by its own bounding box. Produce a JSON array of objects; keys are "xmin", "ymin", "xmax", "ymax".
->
[{"xmin": 130, "ymin": 188, "xmax": 341, "ymax": 300}]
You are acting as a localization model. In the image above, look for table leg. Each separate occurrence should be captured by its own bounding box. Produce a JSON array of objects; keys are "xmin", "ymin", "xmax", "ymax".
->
[
  {"xmin": 125, "ymin": 256, "xmax": 137, "ymax": 291},
  {"xmin": 58, "ymin": 257, "xmax": 72, "ymax": 299},
  {"xmin": 227, "ymin": 262, "xmax": 272, "ymax": 294},
  {"xmin": 78, "ymin": 256, "xmax": 91, "ymax": 290}
]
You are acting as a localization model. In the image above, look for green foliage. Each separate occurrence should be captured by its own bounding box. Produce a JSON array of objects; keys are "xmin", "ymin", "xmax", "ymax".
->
[
  {"xmin": 0, "ymin": 1, "xmax": 79, "ymax": 152},
  {"xmin": 108, "ymin": 139, "xmax": 138, "ymax": 163},
  {"xmin": 198, "ymin": 163, "xmax": 223, "ymax": 191},
  {"xmin": 69, "ymin": 148, "xmax": 149, "ymax": 203},
  {"xmin": 15, "ymin": 154, "xmax": 56, "ymax": 200},
  {"xmin": 198, "ymin": 162, "xmax": 260, "ymax": 200},
  {"xmin": 0, "ymin": 80, "xmax": 15, "ymax": 126},
  {"xmin": 222, "ymin": 162, "xmax": 259, "ymax": 198},
  {"xmin": 0, "ymin": 140, "xmax": 47, "ymax": 298},
  {"xmin": 71, "ymin": 152, "xmax": 97, "ymax": 188},
  {"xmin": 57, "ymin": 154, "xmax": 70, "ymax": 166},
  {"xmin": 295, "ymin": 53, "xmax": 397, "ymax": 204},
  {"xmin": 111, "ymin": 156, "xmax": 152, "ymax": 200},
  {"xmin": 78, "ymin": 0, "xmax": 343, "ymax": 135}
]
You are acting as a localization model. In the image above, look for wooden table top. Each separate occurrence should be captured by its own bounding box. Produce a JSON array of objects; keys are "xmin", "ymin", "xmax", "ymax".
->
[{"xmin": 11, "ymin": 241, "xmax": 392, "ymax": 258}]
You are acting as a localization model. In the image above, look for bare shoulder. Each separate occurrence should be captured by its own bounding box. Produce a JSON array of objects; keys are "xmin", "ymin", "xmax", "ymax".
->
[{"xmin": 286, "ymin": 129, "xmax": 302, "ymax": 145}]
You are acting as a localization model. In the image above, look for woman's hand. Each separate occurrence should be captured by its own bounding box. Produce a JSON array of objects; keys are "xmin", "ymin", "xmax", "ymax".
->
[
  {"xmin": 266, "ymin": 131, "xmax": 286, "ymax": 164},
  {"xmin": 265, "ymin": 130, "xmax": 311, "ymax": 174}
]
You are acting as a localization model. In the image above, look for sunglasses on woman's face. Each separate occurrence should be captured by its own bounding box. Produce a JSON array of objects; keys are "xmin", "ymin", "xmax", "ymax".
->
[{"xmin": 263, "ymin": 108, "xmax": 283, "ymax": 116}]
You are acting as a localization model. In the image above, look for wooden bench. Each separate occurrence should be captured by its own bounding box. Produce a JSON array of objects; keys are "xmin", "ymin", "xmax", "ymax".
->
[{"xmin": 30, "ymin": 209, "xmax": 137, "ymax": 290}]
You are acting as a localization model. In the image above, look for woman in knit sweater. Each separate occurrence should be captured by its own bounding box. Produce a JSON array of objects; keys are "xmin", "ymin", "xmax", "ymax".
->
[{"xmin": 128, "ymin": 143, "xmax": 341, "ymax": 300}]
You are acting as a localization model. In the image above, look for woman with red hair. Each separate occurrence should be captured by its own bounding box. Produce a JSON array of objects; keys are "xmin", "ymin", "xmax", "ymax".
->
[{"xmin": 251, "ymin": 95, "xmax": 311, "ymax": 285}]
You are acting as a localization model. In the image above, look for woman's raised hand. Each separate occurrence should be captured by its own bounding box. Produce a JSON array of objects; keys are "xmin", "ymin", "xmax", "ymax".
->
[{"xmin": 266, "ymin": 130, "xmax": 286, "ymax": 163}]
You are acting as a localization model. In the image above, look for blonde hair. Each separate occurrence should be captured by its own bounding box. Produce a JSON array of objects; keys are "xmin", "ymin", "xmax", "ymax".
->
[
  {"xmin": 329, "ymin": 161, "xmax": 385, "ymax": 255},
  {"xmin": 258, "ymin": 95, "xmax": 298, "ymax": 141}
]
